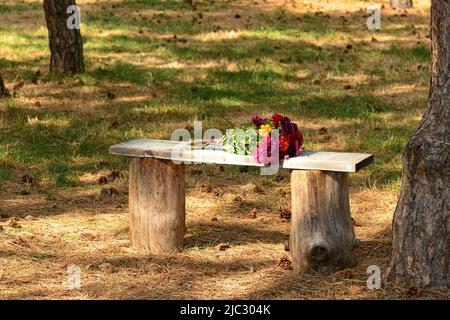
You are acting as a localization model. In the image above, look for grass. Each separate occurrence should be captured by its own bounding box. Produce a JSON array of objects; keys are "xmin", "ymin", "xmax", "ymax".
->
[{"xmin": 0, "ymin": 0, "xmax": 447, "ymax": 299}]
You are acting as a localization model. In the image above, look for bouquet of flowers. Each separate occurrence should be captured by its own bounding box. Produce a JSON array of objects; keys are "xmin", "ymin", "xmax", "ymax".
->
[{"xmin": 222, "ymin": 113, "xmax": 304, "ymax": 164}]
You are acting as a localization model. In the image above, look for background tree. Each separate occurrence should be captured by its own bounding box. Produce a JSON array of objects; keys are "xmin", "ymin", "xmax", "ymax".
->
[
  {"xmin": 390, "ymin": 0, "xmax": 413, "ymax": 9},
  {"xmin": 44, "ymin": 0, "xmax": 84, "ymax": 73},
  {"xmin": 0, "ymin": 74, "xmax": 10, "ymax": 98},
  {"xmin": 387, "ymin": 0, "xmax": 449, "ymax": 289}
]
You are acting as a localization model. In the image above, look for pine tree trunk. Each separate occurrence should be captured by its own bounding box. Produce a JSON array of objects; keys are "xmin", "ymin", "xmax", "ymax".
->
[
  {"xmin": 386, "ymin": 1, "xmax": 449, "ymax": 289},
  {"xmin": 390, "ymin": 0, "xmax": 413, "ymax": 9},
  {"xmin": 43, "ymin": 0, "xmax": 84, "ymax": 73},
  {"xmin": 0, "ymin": 74, "xmax": 10, "ymax": 98}
]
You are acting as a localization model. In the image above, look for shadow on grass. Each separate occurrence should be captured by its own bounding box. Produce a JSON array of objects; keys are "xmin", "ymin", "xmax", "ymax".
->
[
  {"xmin": 238, "ymin": 227, "xmax": 393, "ymax": 299},
  {"xmin": 185, "ymin": 221, "xmax": 288, "ymax": 248}
]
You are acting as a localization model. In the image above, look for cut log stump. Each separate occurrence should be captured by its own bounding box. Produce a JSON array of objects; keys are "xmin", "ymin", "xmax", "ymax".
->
[
  {"xmin": 290, "ymin": 170, "xmax": 356, "ymax": 273},
  {"xmin": 129, "ymin": 157, "xmax": 185, "ymax": 253}
]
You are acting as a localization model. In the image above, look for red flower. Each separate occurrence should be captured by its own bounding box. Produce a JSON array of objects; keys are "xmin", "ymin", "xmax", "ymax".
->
[
  {"xmin": 279, "ymin": 136, "xmax": 290, "ymax": 153},
  {"xmin": 272, "ymin": 113, "xmax": 284, "ymax": 128}
]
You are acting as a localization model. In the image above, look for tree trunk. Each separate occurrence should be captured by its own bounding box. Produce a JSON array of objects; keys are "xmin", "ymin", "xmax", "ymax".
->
[
  {"xmin": 390, "ymin": 0, "xmax": 413, "ymax": 9},
  {"xmin": 43, "ymin": 0, "xmax": 84, "ymax": 73},
  {"xmin": 290, "ymin": 170, "xmax": 356, "ymax": 273},
  {"xmin": 0, "ymin": 74, "xmax": 10, "ymax": 98},
  {"xmin": 129, "ymin": 157, "xmax": 185, "ymax": 253},
  {"xmin": 386, "ymin": 1, "xmax": 449, "ymax": 289}
]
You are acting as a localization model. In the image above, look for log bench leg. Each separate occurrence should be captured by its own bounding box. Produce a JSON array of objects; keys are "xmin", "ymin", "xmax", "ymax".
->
[
  {"xmin": 129, "ymin": 157, "xmax": 185, "ymax": 253},
  {"xmin": 290, "ymin": 170, "xmax": 356, "ymax": 273}
]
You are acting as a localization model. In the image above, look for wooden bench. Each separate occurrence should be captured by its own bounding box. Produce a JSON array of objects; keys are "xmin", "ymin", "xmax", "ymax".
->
[{"xmin": 110, "ymin": 138, "xmax": 373, "ymax": 273}]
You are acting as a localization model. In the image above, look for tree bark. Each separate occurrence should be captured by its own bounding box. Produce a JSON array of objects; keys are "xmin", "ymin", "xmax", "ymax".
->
[
  {"xmin": 386, "ymin": 1, "xmax": 449, "ymax": 289},
  {"xmin": 129, "ymin": 157, "xmax": 185, "ymax": 253},
  {"xmin": 0, "ymin": 74, "xmax": 10, "ymax": 98},
  {"xmin": 43, "ymin": 0, "xmax": 84, "ymax": 73},
  {"xmin": 290, "ymin": 170, "xmax": 356, "ymax": 273},
  {"xmin": 390, "ymin": 0, "xmax": 413, "ymax": 9}
]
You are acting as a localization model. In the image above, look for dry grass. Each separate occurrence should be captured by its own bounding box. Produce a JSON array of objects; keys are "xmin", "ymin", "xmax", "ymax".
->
[
  {"xmin": 1, "ymin": 167, "xmax": 448, "ymax": 299},
  {"xmin": 0, "ymin": 0, "xmax": 448, "ymax": 299}
]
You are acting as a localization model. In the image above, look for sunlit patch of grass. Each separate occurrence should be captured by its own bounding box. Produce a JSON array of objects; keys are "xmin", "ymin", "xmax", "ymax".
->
[
  {"xmin": 0, "ymin": 2, "xmax": 40, "ymax": 14},
  {"xmin": 0, "ymin": 28, "xmax": 48, "ymax": 53}
]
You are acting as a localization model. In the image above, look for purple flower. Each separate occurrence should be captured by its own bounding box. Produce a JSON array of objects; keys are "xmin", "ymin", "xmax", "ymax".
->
[
  {"xmin": 281, "ymin": 117, "xmax": 292, "ymax": 134},
  {"xmin": 288, "ymin": 143, "xmax": 297, "ymax": 157},
  {"xmin": 251, "ymin": 116, "xmax": 265, "ymax": 128}
]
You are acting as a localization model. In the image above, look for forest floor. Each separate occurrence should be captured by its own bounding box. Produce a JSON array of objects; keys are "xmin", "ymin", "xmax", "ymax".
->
[{"xmin": 0, "ymin": 0, "xmax": 448, "ymax": 299}]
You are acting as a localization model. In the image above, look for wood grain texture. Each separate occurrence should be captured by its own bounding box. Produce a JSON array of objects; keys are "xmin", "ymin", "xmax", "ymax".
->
[
  {"xmin": 110, "ymin": 138, "xmax": 373, "ymax": 172},
  {"xmin": 290, "ymin": 170, "xmax": 356, "ymax": 273},
  {"xmin": 129, "ymin": 157, "xmax": 185, "ymax": 252}
]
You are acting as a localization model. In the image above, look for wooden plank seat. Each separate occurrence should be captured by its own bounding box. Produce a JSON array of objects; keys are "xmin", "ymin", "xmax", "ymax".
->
[{"xmin": 110, "ymin": 138, "xmax": 373, "ymax": 274}]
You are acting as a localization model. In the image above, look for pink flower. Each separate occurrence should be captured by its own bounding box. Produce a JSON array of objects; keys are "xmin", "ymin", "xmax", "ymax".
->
[{"xmin": 253, "ymin": 136, "xmax": 280, "ymax": 164}]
